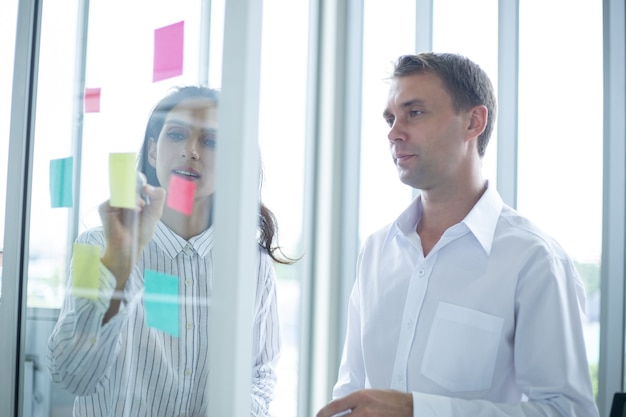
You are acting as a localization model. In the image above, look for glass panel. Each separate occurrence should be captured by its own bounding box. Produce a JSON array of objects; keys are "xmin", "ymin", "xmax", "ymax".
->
[
  {"xmin": 0, "ymin": 0, "xmax": 19, "ymax": 299},
  {"xmin": 359, "ymin": 0, "xmax": 416, "ymax": 245},
  {"xmin": 258, "ymin": 2, "xmax": 309, "ymax": 416},
  {"xmin": 432, "ymin": 0, "xmax": 499, "ymax": 185},
  {"xmin": 21, "ymin": 1, "xmax": 273, "ymax": 416},
  {"xmin": 518, "ymin": 0, "xmax": 603, "ymax": 398}
]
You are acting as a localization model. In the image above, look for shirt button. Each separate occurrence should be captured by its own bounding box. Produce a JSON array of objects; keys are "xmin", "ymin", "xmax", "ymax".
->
[
  {"xmin": 396, "ymin": 374, "xmax": 403, "ymax": 382},
  {"xmin": 88, "ymin": 337, "xmax": 96, "ymax": 344},
  {"xmin": 187, "ymin": 322, "xmax": 193, "ymax": 329},
  {"xmin": 418, "ymin": 269, "xmax": 425, "ymax": 277},
  {"xmin": 185, "ymin": 369, "xmax": 191, "ymax": 376},
  {"xmin": 185, "ymin": 279, "xmax": 192, "ymax": 286},
  {"xmin": 407, "ymin": 321, "xmax": 413, "ymax": 328}
]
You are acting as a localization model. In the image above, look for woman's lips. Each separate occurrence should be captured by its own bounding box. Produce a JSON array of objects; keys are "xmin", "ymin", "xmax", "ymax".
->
[{"xmin": 172, "ymin": 168, "xmax": 201, "ymax": 180}]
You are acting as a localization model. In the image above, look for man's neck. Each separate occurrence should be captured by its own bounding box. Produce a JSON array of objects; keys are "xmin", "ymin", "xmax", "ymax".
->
[{"xmin": 417, "ymin": 177, "xmax": 487, "ymax": 256}]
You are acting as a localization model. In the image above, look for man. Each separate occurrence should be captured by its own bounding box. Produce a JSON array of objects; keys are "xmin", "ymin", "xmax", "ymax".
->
[{"xmin": 317, "ymin": 52, "xmax": 599, "ymax": 417}]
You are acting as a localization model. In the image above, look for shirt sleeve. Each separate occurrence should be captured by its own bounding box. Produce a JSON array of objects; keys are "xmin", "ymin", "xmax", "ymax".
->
[
  {"xmin": 46, "ymin": 229, "xmax": 136, "ymax": 396},
  {"xmin": 250, "ymin": 251, "xmax": 281, "ymax": 417},
  {"xmin": 412, "ymin": 252, "xmax": 599, "ymax": 417}
]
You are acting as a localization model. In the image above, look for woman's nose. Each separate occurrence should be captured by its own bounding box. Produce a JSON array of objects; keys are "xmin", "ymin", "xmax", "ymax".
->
[{"xmin": 181, "ymin": 139, "xmax": 200, "ymax": 159}]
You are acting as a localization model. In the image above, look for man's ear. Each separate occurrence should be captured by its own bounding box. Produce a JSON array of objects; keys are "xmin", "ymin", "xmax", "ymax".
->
[
  {"xmin": 148, "ymin": 138, "xmax": 157, "ymax": 168},
  {"xmin": 466, "ymin": 105, "xmax": 488, "ymax": 140}
]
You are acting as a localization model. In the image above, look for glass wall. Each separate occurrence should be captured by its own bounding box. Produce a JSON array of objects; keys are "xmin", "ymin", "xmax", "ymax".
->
[
  {"xmin": 16, "ymin": 0, "xmax": 308, "ymax": 416},
  {"xmin": 2, "ymin": 0, "xmax": 618, "ymax": 415}
]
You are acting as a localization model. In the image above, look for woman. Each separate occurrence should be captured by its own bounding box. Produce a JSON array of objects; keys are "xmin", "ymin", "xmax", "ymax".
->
[{"xmin": 47, "ymin": 86, "xmax": 291, "ymax": 417}]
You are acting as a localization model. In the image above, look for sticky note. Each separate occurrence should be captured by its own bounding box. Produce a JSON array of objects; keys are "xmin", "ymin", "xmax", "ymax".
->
[
  {"xmin": 49, "ymin": 157, "xmax": 73, "ymax": 208},
  {"xmin": 144, "ymin": 269, "xmax": 179, "ymax": 337},
  {"xmin": 109, "ymin": 152, "xmax": 137, "ymax": 208},
  {"xmin": 166, "ymin": 174, "xmax": 196, "ymax": 215},
  {"xmin": 153, "ymin": 21, "xmax": 184, "ymax": 82},
  {"xmin": 84, "ymin": 88, "xmax": 101, "ymax": 113},
  {"xmin": 72, "ymin": 243, "xmax": 101, "ymax": 300}
]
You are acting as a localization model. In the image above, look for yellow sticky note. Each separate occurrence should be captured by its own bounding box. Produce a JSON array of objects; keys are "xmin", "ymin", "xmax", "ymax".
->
[
  {"xmin": 72, "ymin": 243, "xmax": 101, "ymax": 300},
  {"xmin": 109, "ymin": 152, "xmax": 137, "ymax": 208}
]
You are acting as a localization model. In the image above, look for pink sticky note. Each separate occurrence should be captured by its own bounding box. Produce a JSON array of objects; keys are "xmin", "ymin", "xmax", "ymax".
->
[
  {"xmin": 166, "ymin": 175, "xmax": 196, "ymax": 215},
  {"xmin": 153, "ymin": 21, "xmax": 184, "ymax": 82},
  {"xmin": 84, "ymin": 88, "xmax": 101, "ymax": 113}
]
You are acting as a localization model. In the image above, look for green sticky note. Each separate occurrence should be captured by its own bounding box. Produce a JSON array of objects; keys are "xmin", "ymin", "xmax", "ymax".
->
[
  {"xmin": 109, "ymin": 152, "xmax": 137, "ymax": 208},
  {"xmin": 144, "ymin": 269, "xmax": 179, "ymax": 337},
  {"xmin": 72, "ymin": 243, "xmax": 101, "ymax": 300},
  {"xmin": 49, "ymin": 157, "xmax": 73, "ymax": 208}
]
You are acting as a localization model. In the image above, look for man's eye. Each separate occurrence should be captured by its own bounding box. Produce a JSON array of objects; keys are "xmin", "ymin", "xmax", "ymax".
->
[
  {"xmin": 384, "ymin": 118, "xmax": 394, "ymax": 127},
  {"xmin": 409, "ymin": 110, "xmax": 422, "ymax": 118}
]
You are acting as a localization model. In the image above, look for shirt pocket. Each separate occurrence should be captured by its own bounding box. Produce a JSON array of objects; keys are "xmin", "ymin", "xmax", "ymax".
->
[{"xmin": 420, "ymin": 302, "xmax": 504, "ymax": 392}]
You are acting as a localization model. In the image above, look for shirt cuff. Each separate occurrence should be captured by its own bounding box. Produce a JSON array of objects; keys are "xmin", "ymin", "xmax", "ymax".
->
[
  {"xmin": 412, "ymin": 392, "xmax": 452, "ymax": 417},
  {"xmin": 96, "ymin": 263, "xmax": 133, "ymax": 317}
]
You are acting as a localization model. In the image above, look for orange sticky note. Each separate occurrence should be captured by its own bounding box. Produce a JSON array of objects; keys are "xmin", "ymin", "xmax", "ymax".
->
[
  {"xmin": 166, "ymin": 174, "xmax": 196, "ymax": 215},
  {"xmin": 72, "ymin": 243, "xmax": 101, "ymax": 300},
  {"xmin": 109, "ymin": 152, "xmax": 137, "ymax": 208}
]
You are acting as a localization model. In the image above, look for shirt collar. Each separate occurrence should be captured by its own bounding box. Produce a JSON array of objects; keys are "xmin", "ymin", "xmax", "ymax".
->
[
  {"xmin": 153, "ymin": 220, "xmax": 214, "ymax": 258},
  {"xmin": 386, "ymin": 181, "xmax": 503, "ymax": 254},
  {"xmin": 461, "ymin": 181, "xmax": 503, "ymax": 254}
]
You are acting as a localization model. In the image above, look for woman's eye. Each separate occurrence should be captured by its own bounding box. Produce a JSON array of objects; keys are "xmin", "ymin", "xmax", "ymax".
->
[
  {"xmin": 202, "ymin": 135, "xmax": 217, "ymax": 148},
  {"xmin": 166, "ymin": 129, "xmax": 187, "ymax": 141}
]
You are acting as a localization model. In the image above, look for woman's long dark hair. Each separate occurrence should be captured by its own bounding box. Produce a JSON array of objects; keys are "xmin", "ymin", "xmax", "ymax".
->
[{"xmin": 138, "ymin": 86, "xmax": 295, "ymax": 264}]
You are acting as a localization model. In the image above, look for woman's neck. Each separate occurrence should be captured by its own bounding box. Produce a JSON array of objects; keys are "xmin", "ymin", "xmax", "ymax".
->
[{"xmin": 160, "ymin": 195, "xmax": 213, "ymax": 240}]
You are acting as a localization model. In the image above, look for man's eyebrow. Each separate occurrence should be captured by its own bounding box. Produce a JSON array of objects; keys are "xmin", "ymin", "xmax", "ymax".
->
[
  {"xmin": 383, "ymin": 99, "xmax": 426, "ymax": 118},
  {"xmin": 401, "ymin": 98, "xmax": 425, "ymax": 108}
]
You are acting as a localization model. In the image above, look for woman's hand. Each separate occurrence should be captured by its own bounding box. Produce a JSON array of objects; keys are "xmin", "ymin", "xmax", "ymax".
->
[{"xmin": 99, "ymin": 180, "xmax": 166, "ymax": 289}]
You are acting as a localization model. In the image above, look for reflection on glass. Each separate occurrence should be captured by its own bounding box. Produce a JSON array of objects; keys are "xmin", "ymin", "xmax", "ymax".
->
[{"xmin": 518, "ymin": 0, "xmax": 603, "ymax": 397}]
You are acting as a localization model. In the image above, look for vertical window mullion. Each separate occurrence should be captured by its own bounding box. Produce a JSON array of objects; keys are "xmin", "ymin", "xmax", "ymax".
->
[{"xmin": 496, "ymin": 0, "xmax": 519, "ymax": 208}]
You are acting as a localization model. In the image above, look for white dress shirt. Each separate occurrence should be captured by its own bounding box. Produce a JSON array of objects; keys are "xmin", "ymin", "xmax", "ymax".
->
[
  {"xmin": 333, "ymin": 182, "xmax": 599, "ymax": 417},
  {"xmin": 47, "ymin": 220, "xmax": 280, "ymax": 417}
]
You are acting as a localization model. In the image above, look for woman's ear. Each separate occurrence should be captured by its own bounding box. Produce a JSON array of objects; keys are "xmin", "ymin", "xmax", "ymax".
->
[{"xmin": 148, "ymin": 138, "xmax": 157, "ymax": 168}]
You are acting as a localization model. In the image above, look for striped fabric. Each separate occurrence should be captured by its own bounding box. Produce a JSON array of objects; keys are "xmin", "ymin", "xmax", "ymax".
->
[{"xmin": 47, "ymin": 221, "xmax": 281, "ymax": 417}]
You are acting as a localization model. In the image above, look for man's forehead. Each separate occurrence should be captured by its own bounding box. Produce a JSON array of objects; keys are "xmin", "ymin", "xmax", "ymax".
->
[{"xmin": 385, "ymin": 73, "xmax": 448, "ymax": 107}]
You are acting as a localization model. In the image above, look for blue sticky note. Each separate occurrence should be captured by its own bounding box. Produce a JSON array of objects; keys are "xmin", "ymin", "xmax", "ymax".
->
[
  {"xmin": 144, "ymin": 269, "xmax": 179, "ymax": 337},
  {"xmin": 50, "ymin": 157, "xmax": 73, "ymax": 208}
]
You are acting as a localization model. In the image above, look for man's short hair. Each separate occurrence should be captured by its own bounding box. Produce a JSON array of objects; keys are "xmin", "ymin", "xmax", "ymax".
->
[{"xmin": 392, "ymin": 52, "xmax": 497, "ymax": 158}]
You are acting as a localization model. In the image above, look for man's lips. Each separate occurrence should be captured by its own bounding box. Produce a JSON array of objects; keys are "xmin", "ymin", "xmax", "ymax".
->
[{"xmin": 395, "ymin": 154, "xmax": 415, "ymax": 163}]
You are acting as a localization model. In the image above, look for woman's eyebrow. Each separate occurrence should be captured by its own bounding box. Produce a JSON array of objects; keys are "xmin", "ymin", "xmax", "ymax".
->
[{"xmin": 164, "ymin": 119, "xmax": 217, "ymax": 134}]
